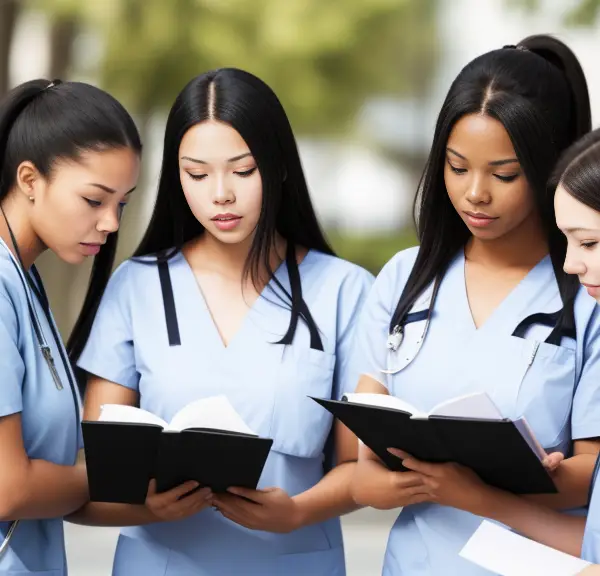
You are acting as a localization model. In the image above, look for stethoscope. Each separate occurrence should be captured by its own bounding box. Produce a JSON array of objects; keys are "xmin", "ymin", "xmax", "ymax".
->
[
  {"xmin": 382, "ymin": 274, "xmax": 573, "ymax": 376},
  {"xmin": 0, "ymin": 208, "xmax": 81, "ymax": 558}
]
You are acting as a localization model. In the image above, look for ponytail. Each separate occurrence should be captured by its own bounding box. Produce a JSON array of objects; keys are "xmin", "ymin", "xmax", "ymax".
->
[
  {"xmin": 520, "ymin": 34, "xmax": 591, "ymax": 144},
  {"xmin": 519, "ymin": 34, "xmax": 591, "ymax": 340},
  {"xmin": 0, "ymin": 79, "xmax": 50, "ymax": 200}
]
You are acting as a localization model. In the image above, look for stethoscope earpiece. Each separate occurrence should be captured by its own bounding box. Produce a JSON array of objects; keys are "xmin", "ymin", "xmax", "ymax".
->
[{"xmin": 387, "ymin": 325, "xmax": 404, "ymax": 352}]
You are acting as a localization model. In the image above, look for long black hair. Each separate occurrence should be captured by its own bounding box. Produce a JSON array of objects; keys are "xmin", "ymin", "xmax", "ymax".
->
[
  {"xmin": 390, "ymin": 35, "xmax": 591, "ymax": 336},
  {"xmin": 133, "ymin": 67, "xmax": 334, "ymax": 344},
  {"xmin": 0, "ymin": 79, "xmax": 142, "ymax": 363},
  {"xmin": 550, "ymin": 127, "xmax": 600, "ymax": 213}
]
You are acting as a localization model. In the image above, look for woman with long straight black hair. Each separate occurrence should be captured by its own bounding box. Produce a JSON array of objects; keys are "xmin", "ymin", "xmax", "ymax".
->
[
  {"xmin": 72, "ymin": 68, "xmax": 373, "ymax": 575},
  {"xmin": 348, "ymin": 35, "xmax": 600, "ymax": 575}
]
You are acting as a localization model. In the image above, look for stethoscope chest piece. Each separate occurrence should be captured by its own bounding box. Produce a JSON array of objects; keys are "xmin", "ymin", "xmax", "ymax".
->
[{"xmin": 381, "ymin": 275, "xmax": 441, "ymax": 375}]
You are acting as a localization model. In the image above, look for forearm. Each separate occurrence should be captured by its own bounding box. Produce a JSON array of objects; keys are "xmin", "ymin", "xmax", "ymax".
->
[
  {"xmin": 351, "ymin": 458, "xmax": 397, "ymax": 510},
  {"xmin": 524, "ymin": 454, "xmax": 596, "ymax": 510},
  {"xmin": 580, "ymin": 565, "xmax": 600, "ymax": 575},
  {"xmin": 5, "ymin": 461, "xmax": 88, "ymax": 520},
  {"xmin": 472, "ymin": 485, "xmax": 586, "ymax": 557},
  {"xmin": 293, "ymin": 462, "xmax": 360, "ymax": 527},
  {"xmin": 66, "ymin": 501, "xmax": 158, "ymax": 527}
]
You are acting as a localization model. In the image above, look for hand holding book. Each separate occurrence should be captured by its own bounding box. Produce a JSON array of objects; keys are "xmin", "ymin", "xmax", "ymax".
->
[
  {"xmin": 314, "ymin": 391, "xmax": 559, "ymax": 494},
  {"xmin": 144, "ymin": 478, "xmax": 213, "ymax": 521},
  {"xmin": 211, "ymin": 486, "xmax": 302, "ymax": 534},
  {"xmin": 389, "ymin": 447, "xmax": 565, "ymax": 515}
]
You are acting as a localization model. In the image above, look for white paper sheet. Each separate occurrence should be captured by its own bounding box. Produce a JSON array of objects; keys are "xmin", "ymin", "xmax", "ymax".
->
[{"xmin": 459, "ymin": 520, "xmax": 591, "ymax": 576}]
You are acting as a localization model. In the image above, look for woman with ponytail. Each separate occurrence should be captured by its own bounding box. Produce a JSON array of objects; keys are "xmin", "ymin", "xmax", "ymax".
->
[
  {"xmin": 0, "ymin": 78, "xmax": 141, "ymax": 574},
  {"xmin": 73, "ymin": 68, "xmax": 373, "ymax": 575},
  {"xmin": 393, "ymin": 128, "xmax": 600, "ymax": 575},
  {"xmin": 349, "ymin": 35, "xmax": 600, "ymax": 575}
]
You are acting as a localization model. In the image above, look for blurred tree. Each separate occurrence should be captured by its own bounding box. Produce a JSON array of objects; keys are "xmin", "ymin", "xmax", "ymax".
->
[
  {"xmin": 0, "ymin": 0, "xmax": 21, "ymax": 95},
  {"xmin": 98, "ymin": 0, "xmax": 440, "ymax": 135},
  {"xmin": 329, "ymin": 228, "xmax": 417, "ymax": 275}
]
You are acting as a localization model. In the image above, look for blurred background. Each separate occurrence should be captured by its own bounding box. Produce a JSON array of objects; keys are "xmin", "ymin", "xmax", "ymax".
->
[{"xmin": 2, "ymin": 0, "xmax": 600, "ymax": 573}]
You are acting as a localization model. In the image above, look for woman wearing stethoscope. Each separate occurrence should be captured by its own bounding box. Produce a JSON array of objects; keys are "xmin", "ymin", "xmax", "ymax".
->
[
  {"xmin": 349, "ymin": 35, "xmax": 600, "ymax": 576},
  {"xmin": 392, "ymin": 129, "xmax": 600, "ymax": 575},
  {"xmin": 0, "ymin": 78, "xmax": 142, "ymax": 575}
]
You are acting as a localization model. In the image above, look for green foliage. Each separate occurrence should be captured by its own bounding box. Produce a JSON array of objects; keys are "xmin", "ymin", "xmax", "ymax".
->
[
  {"xmin": 328, "ymin": 227, "xmax": 418, "ymax": 275},
  {"xmin": 564, "ymin": 0, "xmax": 600, "ymax": 26},
  {"xmin": 87, "ymin": 0, "xmax": 439, "ymax": 133}
]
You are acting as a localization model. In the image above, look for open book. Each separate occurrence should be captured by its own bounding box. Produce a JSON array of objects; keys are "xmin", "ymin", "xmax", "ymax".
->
[
  {"xmin": 460, "ymin": 520, "xmax": 591, "ymax": 576},
  {"xmin": 312, "ymin": 391, "xmax": 555, "ymax": 495},
  {"xmin": 98, "ymin": 395, "xmax": 256, "ymax": 435},
  {"xmin": 342, "ymin": 391, "xmax": 504, "ymax": 420},
  {"xmin": 342, "ymin": 391, "xmax": 547, "ymax": 461},
  {"xmin": 83, "ymin": 395, "xmax": 273, "ymax": 504}
]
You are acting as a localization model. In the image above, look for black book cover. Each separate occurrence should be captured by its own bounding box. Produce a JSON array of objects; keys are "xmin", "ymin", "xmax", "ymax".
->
[
  {"xmin": 82, "ymin": 421, "xmax": 273, "ymax": 504},
  {"xmin": 312, "ymin": 397, "xmax": 556, "ymax": 495}
]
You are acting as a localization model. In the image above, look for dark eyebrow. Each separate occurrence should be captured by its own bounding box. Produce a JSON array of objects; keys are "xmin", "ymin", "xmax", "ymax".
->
[
  {"xmin": 488, "ymin": 158, "xmax": 519, "ymax": 167},
  {"xmin": 87, "ymin": 183, "xmax": 136, "ymax": 195},
  {"xmin": 446, "ymin": 147, "xmax": 466, "ymax": 160},
  {"xmin": 180, "ymin": 152, "xmax": 253, "ymax": 164},
  {"xmin": 563, "ymin": 226, "xmax": 598, "ymax": 234},
  {"xmin": 447, "ymin": 147, "xmax": 518, "ymax": 167}
]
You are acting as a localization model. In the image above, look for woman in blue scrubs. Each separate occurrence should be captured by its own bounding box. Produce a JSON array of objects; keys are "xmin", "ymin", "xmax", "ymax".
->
[
  {"xmin": 396, "ymin": 127, "xmax": 600, "ymax": 574},
  {"xmin": 73, "ymin": 68, "xmax": 373, "ymax": 575},
  {"xmin": 0, "ymin": 78, "xmax": 142, "ymax": 574},
  {"xmin": 349, "ymin": 35, "xmax": 600, "ymax": 575}
]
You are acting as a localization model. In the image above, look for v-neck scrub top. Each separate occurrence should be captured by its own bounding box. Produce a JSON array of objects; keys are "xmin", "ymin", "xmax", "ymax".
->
[
  {"xmin": 77, "ymin": 248, "xmax": 374, "ymax": 575},
  {"xmin": 354, "ymin": 246, "xmax": 600, "ymax": 576}
]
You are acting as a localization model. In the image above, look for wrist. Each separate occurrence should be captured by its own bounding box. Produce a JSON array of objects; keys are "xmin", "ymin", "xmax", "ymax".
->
[
  {"xmin": 140, "ymin": 504, "xmax": 161, "ymax": 523},
  {"xmin": 290, "ymin": 495, "xmax": 308, "ymax": 531}
]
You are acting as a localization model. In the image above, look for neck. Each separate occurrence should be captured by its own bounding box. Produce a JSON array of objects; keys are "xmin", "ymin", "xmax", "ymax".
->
[
  {"xmin": 0, "ymin": 192, "xmax": 45, "ymax": 269},
  {"xmin": 464, "ymin": 214, "xmax": 548, "ymax": 270},
  {"xmin": 189, "ymin": 231, "xmax": 286, "ymax": 282}
]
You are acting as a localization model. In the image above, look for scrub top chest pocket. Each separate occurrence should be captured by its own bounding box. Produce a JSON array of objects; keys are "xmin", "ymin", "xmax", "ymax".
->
[
  {"xmin": 473, "ymin": 333, "xmax": 577, "ymax": 453},
  {"xmin": 271, "ymin": 346, "xmax": 336, "ymax": 458}
]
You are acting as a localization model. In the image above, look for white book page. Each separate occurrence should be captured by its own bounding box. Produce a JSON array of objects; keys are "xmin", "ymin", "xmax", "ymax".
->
[
  {"xmin": 513, "ymin": 417, "xmax": 547, "ymax": 460},
  {"xmin": 460, "ymin": 520, "xmax": 591, "ymax": 576},
  {"xmin": 98, "ymin": 404, "xmax": 168, "ymax": 428},
  {"xmin": 167, "ymin": 395, "xmax": 255, "ymax": 435},
  {"xmin": 343, "ymin": 393, "xmax": 422, "ymax": 416},
  {"xmin": 429, "ymin": 392, "xmax": 504, "ymax": 420}
]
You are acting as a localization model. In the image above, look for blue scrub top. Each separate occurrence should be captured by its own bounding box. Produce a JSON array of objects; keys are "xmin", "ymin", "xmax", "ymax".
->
[
  {"xmin": 354, "ymin": 246, "xmax": 600, "ymax": 576},
  {"xmin": 77, "ymin": 248, "xmax": 374, "ymax": 576},
  {"xmin": 0, "ymin": 239, "xmax": 81, "ymax": 575},
  {"xmin": 582, "ymin": 455, "xmax": 600, "ymax": 563}
]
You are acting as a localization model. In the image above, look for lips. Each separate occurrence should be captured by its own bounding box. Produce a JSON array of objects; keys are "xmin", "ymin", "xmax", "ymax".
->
[
  {"xmin": 464, "ymin": 211, "xmax": 496, "ymax": 219},
  {"xmin": 463, "ymin": 210, "xmax": 499, "ymax": 229},
  {"xmin": 211, "ymin": 213, "xmax": 241, "ymax": 221},
  {"xmin": 79, "ymin": 243, "xmax": 103, "ymax": 256}
]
